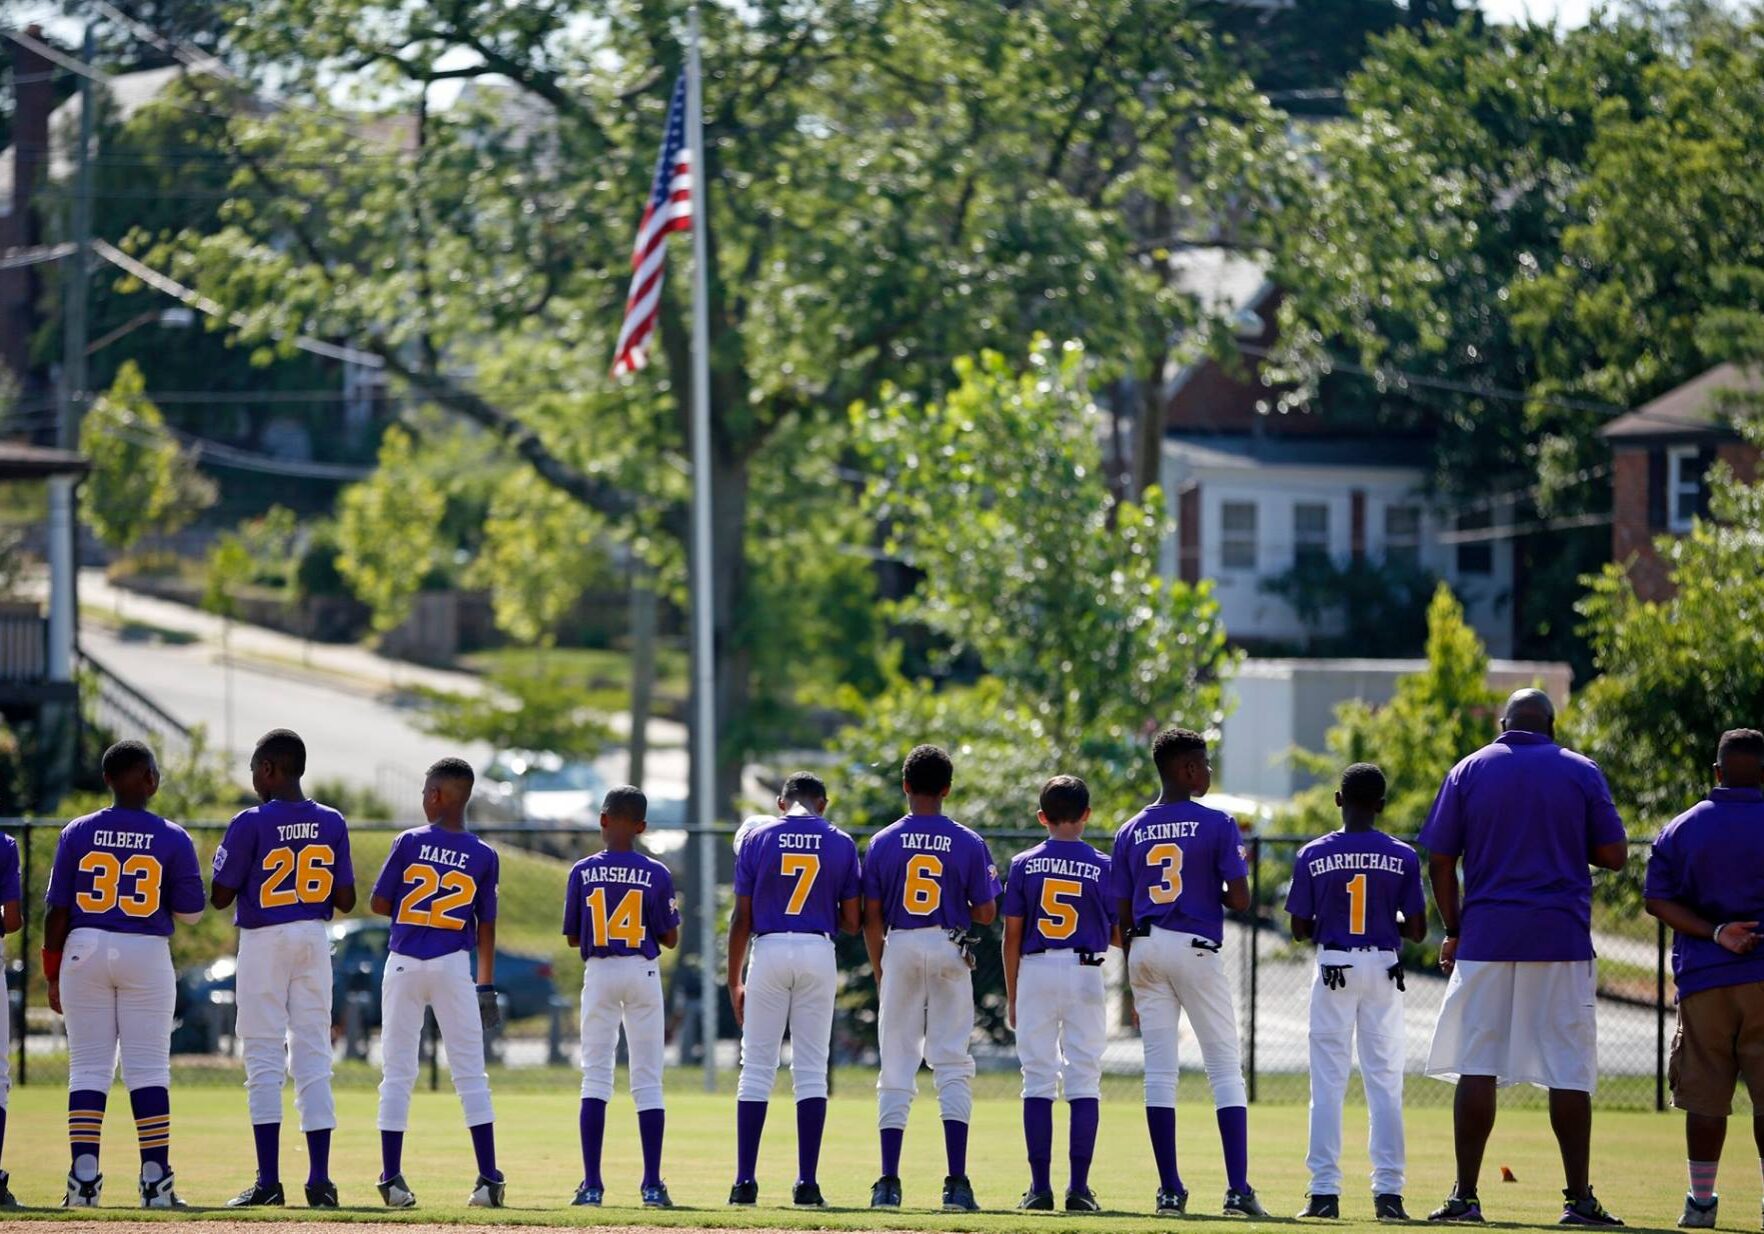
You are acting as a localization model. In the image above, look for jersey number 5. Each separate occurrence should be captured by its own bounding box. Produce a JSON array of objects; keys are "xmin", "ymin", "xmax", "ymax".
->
[
  {"xmin": 903, "ymin": 854, "xmax": 943, "ymax": 915},
  {"xmin": 75, "ymin": 851, "xmax": 163, "ymax": 917},
  {"xmin": 260, "ymin": 845, "xmax": 336, "ymax": 908},
  {"xmin": 780, "ymin": 853, "xmax": 820, "ymax": 916},
  {"xmin": 1146, "ymin": 842, "xmax": 1184, "ymax": 904},
  {"xmin": 585, "ymin": 887, "xmax": 646, "ymax": 948},
  {"xmin": 1038, "ymin": 878, "xmax": 1083, "ymax": 940},
  {"xmin": 396, "ymin": 864, "xmax": 477, "ymax": 930}
]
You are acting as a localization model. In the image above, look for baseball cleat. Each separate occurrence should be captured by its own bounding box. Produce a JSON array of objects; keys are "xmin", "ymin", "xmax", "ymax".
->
[
  {"xmin": 305, "ymin": 1180, "xmax": 339, "ymax": 1209},
  {"xmin": 1677, "ymin": 1194, "xmax": 1717, "ymax": 1229},
  {"xmin": 943, "ymin": 1174, "xmax": 980, "ymax": 1212},
  {"xmin": 729, "ymin": 1179, "xmax": 759, "ymax": 1205},
  {"xmin": 64, "ymin": 1172, "xmax": 103, "ymax": 1208},
  {"xmin": 139, "ymin": 1170, "xmax": 186, "ymax": 1209},
  {"xmin": 1376, "ymin": 1193, "xmax": 1412, "ymax": 1222},
  {"xmin": 377, "ymin": 1172, "xmax": 416, "ymax": 1208},
  {"xmin": 1560, "ymin": 1189, "xmax": 1623, "ymax": 1226},
  {"xmin": 1299, "ymin": 1194, "xmax": 1341, "ymax": 1219},
  {"xmin": 1157, "ymin": 1187, "xmax": 1189, "ymax": 1216},
  {"xmin": 571, "ymin": 1182, "xmax": 603, "ymax": 1206},
  {"xmin": 871, "ymin": 1174, "xmax": 903, "ymax": 1208},
  {"xmin": 467, "ymin": 1173, "xmax": 506, "ymax": 1208},
  {"xmin": 1067, "ymin": 1186, "xmax": 1102, "ymax": 1212},
  {"xmin": 641, "ymin": 1181, "xmax": 673, "ymax": 1208},
  {"xmin": 1428, "ymin": 1191, "xmax": 1484, "ymax": 1223},
  {"xmin": 1020, "ymin": 1187, "xmax": 1056, "ymax": 1211},
  {"xmin": 792, "ymin": 1181, "xmax": 826, "ymax": 1207},
  {"xmin": 228, "ymin": 1178, "xmax": 286, "ymax": 1207},
  {"xmin": 0, "ymin": 1170, "xmax": 16, "ymax": 1209},
  {"xmin": 1225, "ymin": 1187, "xmax": 1270, "ymax": 1218}
]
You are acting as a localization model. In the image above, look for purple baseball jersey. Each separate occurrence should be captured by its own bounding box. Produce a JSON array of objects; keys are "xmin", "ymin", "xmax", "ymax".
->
[
  {"xmin": 1002, "ymin": 838, "xmax": 1114, "ymax": 955},
  {"xmin": 861, "ymin": 813, "xmax": 1002, "ymax": 932},
  {"xmin": 0, "ymin": 831, "xmax": 18, "ymax": 905},
  {"xmin": 372, "ymin": 824, "xmax": 499, "ymax": 960},
  {"xmin": 734, "ymin": 813, "xmax": 861, "ymax": 937},
  {"xmin": 212, "ymin": 798, "xmax": 355, "ymax": 929},
  {"xmin": 1286, "ymin": 829, "xmax": 1425, "ymax": 952},
  {"xmin": 1418, "ymin": 731, "xmax": 1626, "ymax": 962},
  {"xmin": 44, "ymin": 806, "xmax": 205, "ymax": 937},
  {"xmin": 563, "ymin": 848, "xmax": 681, "ymax": 960},
  {"xmin": 1110, "ymin": 801, "xmax": 1249, "ymax": 944},
  {"xmin": 1646, "ymin": 787, "xmax": 1764, "ymax": 998}
]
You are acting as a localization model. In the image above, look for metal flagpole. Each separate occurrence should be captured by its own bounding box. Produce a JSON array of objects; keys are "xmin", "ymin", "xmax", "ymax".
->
[{"xmin": 686, "ymin": 2, "xmax": 720, "ymax": 1094}]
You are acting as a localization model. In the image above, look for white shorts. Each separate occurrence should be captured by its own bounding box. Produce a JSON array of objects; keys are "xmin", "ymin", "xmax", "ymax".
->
[{"xmin": 1426, "ymin": 958, "xmax": 1597, "ymax": 1092}]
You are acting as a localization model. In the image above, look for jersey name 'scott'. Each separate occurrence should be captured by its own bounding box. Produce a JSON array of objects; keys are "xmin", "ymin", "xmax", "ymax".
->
[
  {"xmin": 44, "ymin": 806, "xmax": 205, "ymax": 936},
  {"xmin": 862, "ymin": 813, "xmax": 1002, "ymax": 931},
  {"xmin": 211, "ymin": 798, "xmax": 355, "ymax": 929},
  {"xmin": 1002, "ymin": 837, "xmax": 1114, "ymax": 955},
  {"xmin": 563, "ymin": 848, "xmax": 681, "ymax": 960},
  {"xmin": 1110, "ymin": 801, "xmax": 1248, "ymax": 943},
  {"xmin": 1286, "ymin": 829, "xmax": 1425, "ymax": 951},
  {"xmin": 372, "ymin": 824, "xmax": 499, "ymax": 959},
  {"xmin": 735, "ymin": 812, "xmax": 861, "ymax": 937}
]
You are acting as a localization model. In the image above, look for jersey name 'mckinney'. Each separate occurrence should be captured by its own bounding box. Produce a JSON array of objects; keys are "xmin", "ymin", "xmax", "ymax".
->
[
  {"xmin": 1020, "ymin": 855, "xmax": 1103, "ymax": 881},
  {"xmin": 581, "ymin": 864, "xmax": 655, "ymax": 887},
  {"xmin": 1131, "ymin": 819, "xmax": 1204, "ymax": 842},
  {"xmin": 1304, "ymin": 851, "xmax": 1409, "ymax": 877},
  {"xmin": 416, "ymin": 843, "xmax": 473, "ymax": 869},
  {"xmin": 91, "ymin": 830, "xmax": 154, "ymax": 850}
]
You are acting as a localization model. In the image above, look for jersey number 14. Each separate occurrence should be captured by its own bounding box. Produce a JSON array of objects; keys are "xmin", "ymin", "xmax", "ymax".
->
[{"xmin": 585, "ymin": 887, "xmax": 646, "ymax": 948}]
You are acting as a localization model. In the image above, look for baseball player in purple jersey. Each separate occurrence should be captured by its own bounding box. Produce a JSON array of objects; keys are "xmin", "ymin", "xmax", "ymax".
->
[
  {"xmin": 1420, "ymin": 689, "xmax": 1627, "ymax": 1225},
  {"xmin": 1113, "ymin": 727, "xmax": 1262, "ymax": 1217},
  {"xmin": 43, "ymin": 740, "xmax": 205, "ymax": 1209},
  {"xmin": 1644, "ymin": 729, "xmax": 1764, "ymax": 1229},
  {"xmin": 1286, "ymin": 763, "xmax": 1426, "ymax": 1221},
  {"xmin": 863, "ymin": 744, "xmax": 1002, "ymax": 1212},
  {"xmin": 0, "ymin": 825, "xmax": 20, "ymax": 1208},
  {"xmin": 370, "ymin": 757, "xmax": 504, "ymax": 1210},
  {"xmin": 727, "ymin": 772, "xmax": 862, "ymax": 1208},
  {"xmin": 564, "ymin": 785, "xmax": 681, "ymax": 1210},
  {"xmin": 211, "ymin": 730, "xmax": 355, "ymax": 1210},
  {"xmin": 1002, "ymin": 775, "xmax": 1115, "ymax": 1215}
]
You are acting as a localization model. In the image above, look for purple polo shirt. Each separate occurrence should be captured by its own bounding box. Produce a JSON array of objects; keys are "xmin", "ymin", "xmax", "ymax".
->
[
  {"xmin": 861, "ymin": 813, "xmax": 1002, "ymax": 932},
  {"xmin": 1646, "ymin": 787, "xmax": 1764, "ymax": 998},
  {"xmin": 1002, "ymin": 838, "xmax": 1114, "ymax": 956},
  {"xmin": 1286, "ymin": 828, "xmax": 1425, "ymax": 952},
  {"xmin": 563, "ymin": 848, "xmax": 681, "ymax": 960},
  {"xmin": 44, "ymin": 806, "xmax": 205, "ymax": 937},
  {"xmin": 1110, "ymin": 801, "xmax": 1249, "ymax": 944},
  {"xmin": 1418, "ymin": 731, "xmax": 1626, "ymax": 962},
  {"xmin": 373, "ymin": 824, "xmax": 499, "ymax": 960},
  {"xmin": 735, "ymin": 812, "xmax": 861, "ymax": 937},
  {"xmin": 212, "ymin": 798, "xmax": 355, "ymax": 929},
  {"xmin": 0, "ymin": 832, "xmax": 18, "ymax": 905}
]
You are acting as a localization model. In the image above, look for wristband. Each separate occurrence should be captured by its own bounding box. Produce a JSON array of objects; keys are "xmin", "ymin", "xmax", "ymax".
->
[
  {"xmin": 475, "ymin": 983, "xmax": 496, "ymax": 992},
  {"xmin": 1714, "ymin": 923, "xmax": 1732, "ymax": 946},
  {"xmin": 41, "ymin": 948, "xmax": 61, "ymax": 982},
  {"xmin": 1443, "ymin": 927, "xmax": 1460, "ymax": 940}
]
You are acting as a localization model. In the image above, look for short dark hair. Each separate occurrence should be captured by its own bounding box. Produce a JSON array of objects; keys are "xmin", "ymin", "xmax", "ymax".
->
[
  {"xmin": 1339, "ymin": 762, "xmax": 1387, "ymax": 809},
  {"xmin": 253, "ymin": 728, "xmax": 306, "ymax": 777},
  {"xmin": 1039, "ymin": 775, "xmax": 1089, "ymax": 824},
  {"xmin": 902, "ymin": 744, "xmax": 954, "ymax": 795},
  {"xmin": 101, "ymin": 739, "xmax": 155, "ymax": 781},
  {"xmin": 1152, "ymin": 727, "xmax": 1207, "ymax": 777},
  {"xmin": 780, "ymin": 771, "xmax": 828, "ymax": 805},
  {"xmin": 426, "ymin": 756, "xmax": 475, "ymax": 790},
  {"xmin": 602, "ymin": 784, "xmax": 648, "ymax": 821},
  {"xmin": 1718, "ymin": 729, "xmax": 1764, "ymax": 764}
]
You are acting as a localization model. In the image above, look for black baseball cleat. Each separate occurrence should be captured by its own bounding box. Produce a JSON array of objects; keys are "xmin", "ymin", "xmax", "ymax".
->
[
  {"xmin": 305, "ymin": 1180, "xmax": 339, "ymax": 1209},
  {"xmin": 871, "ymin": 1175, "xmax": 903, "ymax": 1209},
  {"xmin": 1157, "ymin": 1188, "xmax": 1189, "ymax": 1216},
  {"xmin": 943, "ymin": 1174, "xmax": 980, "ymax": 1212},
  {"xmin": 467, "ymin": 1173, "xmax": 506, "ymax": 1208},
  {"xmin": 571, "ymin": 1182, "xmax": 603, "ymax": 1207},
  {"xmin": 1225, "ymin": 1187, "xmax": 1270, "ymax": 1218},
  {"xmin": 228, "ymin": 1179, "xmax": 286, "ymax": 1207},
  {"xmin": 1560, "ymin": 1189, "xmax": 1623, "ymax": 1226},
  {"xmin": 641, "ymin": 1181, "xmax": 674, "ymax": 1208},
  {"xmin": 1067, "ymin": 1187, "xmax": 1102, "ymax": 1212},
  {"xmin": 377, "ymin": 1172, "xmax": 416, "ymax": 1209},
  {"xmin": 1428, "ymin": 1190, "xmax": 1483, "ymax": 1223},
  {"xmin": 1376, "ymin": 1194, "xmax": 1411, "ymax": 1222},
  {"xmin": 0, "ymin": 1169, "xmax": 16, "ymax": 1209},
  {"xmin": 1299, "ymin": 1194, "xmax": 1341, "ymax": 1219},
  {"xmin": 729, "ymin": 1180, "xmax": 759, "ymax": 1206},
  {"xmin": 1020, "ymin": 1187, "xmax": 1056, "ymax": 1211},
  {"xmin": 792, "ymin": 1181, "xmax": 826, "ymax": 1207}
]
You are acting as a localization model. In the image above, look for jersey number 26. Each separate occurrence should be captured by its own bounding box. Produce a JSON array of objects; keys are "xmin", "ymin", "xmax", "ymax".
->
[{"xmin": 261, "ymin": 845, "xmax": 336, "ymax": 908}]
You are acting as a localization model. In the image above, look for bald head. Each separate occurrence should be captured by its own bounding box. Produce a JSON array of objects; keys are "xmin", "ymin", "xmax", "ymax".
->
[{"xmin": 1501, "ymin": 688, "xmax": 1556, "ymax": 736}]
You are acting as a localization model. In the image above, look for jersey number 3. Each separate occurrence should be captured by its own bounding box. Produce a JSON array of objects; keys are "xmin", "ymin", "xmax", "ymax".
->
[
  {"xmin": 261, "ymin": 845, "xmax": 336, "ymax": 908},
  {"xmin": 1146, "ymin": 842, "xmax": 1185, "ymax": 904},
  {"xmin": 75, "ymin": 851, "xmax": 162, "ymax": 917},
  {"xmin": 396, "ymin": 864, "xmax": 477, "ymax": 930}
]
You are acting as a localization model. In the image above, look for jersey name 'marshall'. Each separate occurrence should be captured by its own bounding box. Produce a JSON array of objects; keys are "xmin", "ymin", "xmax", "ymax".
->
[
  {"xmin": 1021, "ymin": 856, "xmax": 1101, "ymax": 881},
  {"xmin": 1305, "ymin": 851, "xmax": 1407, "ymax": 877},
  {"xmin": 584, "ymin": 864, "xmax": 655, "ymax": 887},
  {"xmin": 93, "ymin": 830, "xmax": 154, "ymax": 850},
  {"xmin": 418, "ymin": 844, "xmax": 473, "ymax": 869}
]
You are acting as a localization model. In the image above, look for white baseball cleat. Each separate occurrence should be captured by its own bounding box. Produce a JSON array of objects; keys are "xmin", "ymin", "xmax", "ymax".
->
[
  {"xmin": 139, "ymin": 1170, "xmax": 186, "ymax": 1209},
  {"xmin": 63, "ymin": 1172, "xmax": 103, "ymax": 1208},
  {"xmin": 468, "ymin": 1174, "xmax": 507, "ymax": 1208},
  {"xmin": 377, "ymin": 1173, "xmax": 417, "ymax": 1209}
]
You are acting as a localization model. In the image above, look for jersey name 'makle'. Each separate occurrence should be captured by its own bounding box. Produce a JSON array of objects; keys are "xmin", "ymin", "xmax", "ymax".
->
[
  {"xmin": 417, "ymin": 843, "xmax": 473, "ymax": 869},
  {"xmin": 1304, "ymin": 851, "xmax": 1408, "ymax": 877}
]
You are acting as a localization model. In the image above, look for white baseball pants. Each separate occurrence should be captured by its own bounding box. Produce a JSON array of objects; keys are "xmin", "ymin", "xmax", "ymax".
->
[
  {"xmin": 61, "ymin": 928, "xmax": 174, "ymax": 1092},
  {"xmin": 376, "ymin": 950, "xmax": 492, "ymax": 1131},
  {"xmin": 1014, "ymin": 951, "xmax": 1107, "ymax": 1101},
  {"xmin": 580, "ymin": 955, "xmax": 666, "ymax": 1111},
  {"xmin": 236, "ymin": 920, "xmax": 337, "ymax": 1131},
  {"xmin": 877, "ymin": 928, "xmax": 975, "ymax": 1129},
  {"xmin": 1128, "ymin": 927, "xmax": 1246, "ymax": 1109},
  {"xmin": 737, "ymin": 933, "xmax": 837, "ymax": 1102},
  {"xmin": 1306, "ymin": 949, "xmax": 1406, "ymax": 1196}
]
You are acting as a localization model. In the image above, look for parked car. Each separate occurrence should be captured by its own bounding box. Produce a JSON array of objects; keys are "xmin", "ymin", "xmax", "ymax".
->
[{"xmin": 480, "ymin": 750, "xmax": 607, "ymax": 825}]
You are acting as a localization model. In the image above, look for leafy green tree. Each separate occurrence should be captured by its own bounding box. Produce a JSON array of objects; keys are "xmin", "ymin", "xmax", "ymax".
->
[
  {"xmin": 333, "ymin": 426, "xmax": 445, "ymax": 636},
  {"xmin": 411, "ymin": 670, "xmax": 614, "ymax": 757},
  {"xmin": 468, "ymin": 472, "xmax": 607, "ymax": 649},
  {"xmin": 80, "ymin": 360, "xmax": 216, "ymax": 557}
]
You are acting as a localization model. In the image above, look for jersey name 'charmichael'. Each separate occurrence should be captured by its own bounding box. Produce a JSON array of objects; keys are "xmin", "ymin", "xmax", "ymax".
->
[{"xmin": 1303, "ymin": 851, "xmax": 1408, "ymax": 877}]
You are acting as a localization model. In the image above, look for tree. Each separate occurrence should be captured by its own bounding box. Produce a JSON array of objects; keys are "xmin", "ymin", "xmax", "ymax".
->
[
  {"xmin": 80, "ymin": 360, "xmax": 216, "ymax": 557},
  {"xmin": 468, "ymin": 473, "xmax": 607, "ymax": 649},
  {"xmin": 333, "ymin": 426, "xmax": 445, "ymax": 637},
  {"xmin": 411, "ymin": 670, "xmax": 614, "ymax": 757}
]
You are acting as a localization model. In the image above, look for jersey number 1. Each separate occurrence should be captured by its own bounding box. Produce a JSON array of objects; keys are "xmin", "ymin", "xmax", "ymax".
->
[
  {"xmin": 585, "ymin": 887, "xmax": 646, "ymax": 948},
  {"xmin": 1346, "ymin": 872, "xmax": 1368, "ymax": 936}
]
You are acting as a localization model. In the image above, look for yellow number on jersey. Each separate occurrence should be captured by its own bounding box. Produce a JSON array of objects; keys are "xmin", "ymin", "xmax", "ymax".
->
[
  {"xmin": 74, "ymin": 851, "xmax": 163, "ymax": 917},
  {"xmin": 395, "ymin": 863, "xmax": 478, "ymax": 930},
  {"xmin": 903, "ymin": 854, "xmax": 943, "ymax": 915},
  {"xmin": 1146, "ymin": 842, "xmax": 1185, "ymax": 904},
  {"xmin": 1346, "ymin": 872, "xmax": 1368, "ymax": 936},
  {"xmin": 1038, "ymin": 877, "xmax": 1083, "ymax": 940},
  {"xmin": 586, "ymin": 887, "xmax": 646, "ymax": 948},
  {"xmin": 260, "ymin": 845, "xmax": 337, "ymax": 908},
  {"xmin": 780, "ymin": 853, "xmax": 820, "ymax": 916}
]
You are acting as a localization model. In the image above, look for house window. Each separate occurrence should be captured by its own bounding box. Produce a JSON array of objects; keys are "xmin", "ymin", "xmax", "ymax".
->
[
  {"xmin": 1220, "ymin": 501, "xmax": 1258, "ymax": 572},
  {"xmin": 1668, "ymin": 445, "xmax": 1704, "ymax": 533},
  {"xmin": 1456, "ymin": 509, "xmax": 1493, "ymax": 576},
  {"xmin": 1384, "ymin": 505, "xmax": 1422, "ymax": 570},
  {"xmin": 1293, "ymin": 502, "xmax": 1330, "ymax": 566}
]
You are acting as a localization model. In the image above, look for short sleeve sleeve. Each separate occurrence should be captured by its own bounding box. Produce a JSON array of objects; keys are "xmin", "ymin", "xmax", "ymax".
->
[
  {"xmin": 733, "ymin": 836, "xmax": 757, "ymax": 897},
  {"xmin": 860, "ymin": 839, "xmax": 884, "ymax": 901},
  {"xmin": 475, "ymin": 849, "xmax": 499, "ymax": 922},
  {"xmin": 651, "ymin": 864, "xmax": 682, "ymax": 935},
  {"xmin": 1417, "ymin": 769, "xmax": 1465, "ymax": 857},
  {"xmin": 168, "ymin": 830, "xmax": 207, "ymax": 915},
  {"xmin": 332, "ymin": 817, "xmax": 355, "ymax": 888},
  {"xmin": 371, "ymin": 835, "xmax": 404, "ymax": 903},
  {"xmin": 1216, "ymin": 820, "xmax": 1250, "ymax": 881},
  {"xmin": 968, "ymin": 835, "xmax": 1002, "ymax": 907},
  {"xmin": 1643, "ymin": 826, "xmax": 1681, "ymax": 902},
  {"xmin": 838, "ymin": 836, "xmax": 862, "ymax": 901},
  {"xmin": 0, "ymin": 835, "xmax": 19, "ymax": 903},
  {"xmin": 1584, "ymin": 763, "xmax": 1627, "ymax": 848},
  {"xmin": 210, "ymin": 812, "xmax": 254, "ymax": 890},
  {"xmin": 1098, "ymin": 857, "xmax": 1118, "ymax": 924},
  {"xmin": 44, "ymin": 828, "xmax": 76, "ymax": 908},
  {"xmin": 562, "ymin": 866, "xmax": 582, "ymax": 938},
  {"xmin": 1285, "ymin": 853, "xmax": 1313, "ymax": 918},
  {"xmin": 1000, "ymin": 857, "xmax": 1027, "ymax": 918},
  {"xmin": 1109, "ymin": 827, "xmax": 1132, "ymax": 902}
]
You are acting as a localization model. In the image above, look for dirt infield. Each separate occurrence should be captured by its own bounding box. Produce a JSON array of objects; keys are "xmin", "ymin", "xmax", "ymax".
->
[{"xmin": 46, "ymin": 1227, "xmax": 822, "ymax": 1234}]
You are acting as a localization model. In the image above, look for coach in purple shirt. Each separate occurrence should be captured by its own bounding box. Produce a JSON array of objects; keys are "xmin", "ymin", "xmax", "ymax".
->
[{"xmin": 1418, "ymin": 689, "xmax": 1628, "ymax": 1226}]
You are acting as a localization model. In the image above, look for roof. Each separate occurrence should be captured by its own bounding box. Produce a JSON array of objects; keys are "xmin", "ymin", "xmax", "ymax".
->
[
  {"xmin": 1601, "ymin": 363, "xmax": 1764, "ymax": 442},
  {"xmin": 1163, "ymin": 433, "xmax": 1431, "ymax": 471},
  {"xmin": 1166, "ymin": 247, "xmax": 1272, "ymax": 321},
  {"xmin": 0, "ymin": 441, "xmax": 89, "ymax": 481}
]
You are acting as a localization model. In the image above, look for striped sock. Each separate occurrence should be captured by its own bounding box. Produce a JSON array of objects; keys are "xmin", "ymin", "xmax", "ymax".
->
[
  {"xmin": 1689, "ymin": 1159, "xmax": 1718, "ymax": 1202},
  {"xmin": 68, "ymin": 1090, "xmax": 106, "ymax": 1179},
  {"xmin": 130, "ymin": 1086, "xmax": 171, "ymax": 1175}
]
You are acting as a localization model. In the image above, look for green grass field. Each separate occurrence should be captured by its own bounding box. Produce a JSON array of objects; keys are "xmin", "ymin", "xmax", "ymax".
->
[{"xmin": 0, "ymin": 1086, "xmax": 1726, "ymax": 1231}]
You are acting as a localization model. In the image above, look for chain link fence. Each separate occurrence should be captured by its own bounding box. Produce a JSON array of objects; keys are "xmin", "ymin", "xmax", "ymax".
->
[{"xmin": 0, "ymin": 822, "xmax": 1671, "ymax": 1110}]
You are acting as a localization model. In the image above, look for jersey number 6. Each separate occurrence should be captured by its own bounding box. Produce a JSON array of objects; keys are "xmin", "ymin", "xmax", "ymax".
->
[
  {"xmin": 903, "ymin": 853, "xmax": 943, "ymax": 915},
  {"xmin": 260, "ymin": 845, "xmax": 336, "ymax": 908},
  {"xmin": 75, "ymin": 851, "xmax": 163, "ymax": 917},
  {"xmin": 396, "ymin": 864, "xmax": 477, "ymax": 930}
]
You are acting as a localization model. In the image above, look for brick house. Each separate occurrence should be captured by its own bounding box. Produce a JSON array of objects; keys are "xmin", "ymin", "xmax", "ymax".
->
[{"xmin": 1601, "ymin": 364, "xmax": 1762, "ymax": 601}]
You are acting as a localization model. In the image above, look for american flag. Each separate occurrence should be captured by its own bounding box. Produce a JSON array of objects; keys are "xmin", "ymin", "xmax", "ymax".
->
[{"xmin": 610, "ymin": 76, "xmax": 694, "ymax": 377}]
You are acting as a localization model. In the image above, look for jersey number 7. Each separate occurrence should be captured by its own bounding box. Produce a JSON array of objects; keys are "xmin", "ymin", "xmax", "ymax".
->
[{"xmin": 780, "ymin": 853, "xmax": 820, "ymax": 916}]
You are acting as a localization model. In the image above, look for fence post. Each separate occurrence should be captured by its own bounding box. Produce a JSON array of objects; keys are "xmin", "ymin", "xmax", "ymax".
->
[
  {"xmin": 1656, "ymin": 914, "xmax": 1667, "ymax": 1113},
  {"xmin": 1247, "ymin": 836, "xmax": 1259, "ymax": 1104},
  {"xmin": 17, "ymin": 823, "xmax": 29, "ymax": 1087}
]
